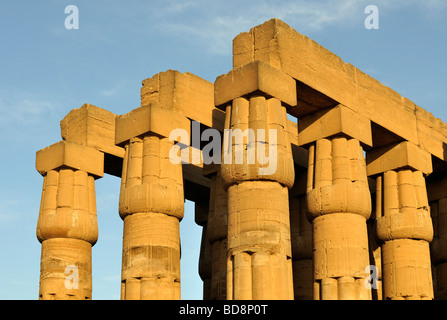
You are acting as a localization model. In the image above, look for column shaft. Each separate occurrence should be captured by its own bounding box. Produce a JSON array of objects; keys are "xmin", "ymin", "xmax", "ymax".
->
[
  {"xmin": 307, "ymin": 137, "xmax": 372, "ymax": 300},
  {"xmin": 196, "ymin": 195, "xmax": 211, "ymax": 299},
  {"xmin": 431, "ymin": 196, "xmax": 447, "ymax": 299},
  {"xmin": 198, "ymin": 224, "xmax": 212, "ymax": 299},
  {"xmin": 289, "ymin": 194, "xmax": 313, "ymax": 299},
  {"xmin": 119, "ymin": 134, "xmax": 184, "ymax": 300},
  {"xmin": 375, "ymin": 169, "xmax": 434, "ymax": 299},
  {"xmin": 368, "ymin": 182, "xmax": 383, "ymax": 300},
  {"xmin": 222, "ymin": 95, "xmax": 295, "ymax": 300},
  {"xmin": 37, "ymin": 168, "xmax": 98, "ymax": 300},
  {"xmin": 206, "ymin": 170, "xmax": 228, "ymax": 300}
]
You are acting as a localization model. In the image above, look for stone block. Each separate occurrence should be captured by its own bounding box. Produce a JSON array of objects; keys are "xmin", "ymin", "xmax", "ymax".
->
[
  {"xmin": 233, "ymin": 19, "xmax": 430, "ymax": 154},
  {"xmin": 233, "ymin": 30, "xmax": 254, "ymax": 68},
  {"xmin": 415, "ymin": 105, "xmax": 447, "ymax": 160},
  {"xmin": 214, "ymin": 60, "xmax": 297, "ymax": 108},
  {"xmin": 355, "ymin": 70, "xmax": 419, "ymax": 146},
  {"xmin": 298, "ymin": 104, "xmax": 372, "ymax": 147},
  {"xmin": 141, "ymin": 70, "xmax": 225, "ymax": 130},
  {"xmin": 60, "ymin": 104, "xmax": 125, "ymax": 158},
  {"xmin": 39, "ymin": 238, "xmax": 93, "ymax": 300},
  {"xmin": 381, "ymin": 239, "xmax": 434, "ymax": 299},
  {"xmin": 36, "ymin": 140, "xmax": 104, "ymax": 178},
  {"xmin": 312, "ymin": 213, "xmax": 370, "ymax": 279},
  {"xmin": 115, "ymin": 103, "xmax": 191, "ymax": 146},
  {"xmin": 366, "ymin": 141, "xmax": 433, "ymax": 176}
]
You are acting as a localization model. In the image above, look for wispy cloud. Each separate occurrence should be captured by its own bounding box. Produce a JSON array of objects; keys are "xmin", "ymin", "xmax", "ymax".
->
[
  {"xmin": 163, "ymin": 1, "xmax": 198, "ymax": 13},
  {"xmin": 100, "ymin": 79, "xmax": 132, "ymax": 98},
  {"xmin": 382, "ymin": 0, "xmax": 447, "ymax": 11},
  {"xmin": 153, "ymin": 0, "xmax": 446, "ymax": 54},
  {"xmin": 0, "ymin": 90, "xmax": 58, "ymax": 127},
  {"xmin": 101, "ymin": 86, "xmax": 119, "ymax": 97},
  {"xmin": 155, "ymin": 0, "xmax": 365, "ymax": 55},
  {"xmin": 47, "ymin": 0, "xmax": 447, "ymax": 55},
  {"xmin": 250, "ymin": 0, "xmax": 362, "ymax": 30}
]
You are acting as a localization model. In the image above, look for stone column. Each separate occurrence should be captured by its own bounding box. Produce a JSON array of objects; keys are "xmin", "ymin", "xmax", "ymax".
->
[
  {"xmin": 367, "ymin": 141, "xmax": 434, "ymax": 300},
  {"xmin": 429, "ymin": 186, "xmax": 447, "ymax": 299},
  {"xmin": 366, "ymin": 178, "xmax": 383, "ymax": 300},
  {"xmin": 198, "ymin": 222, "xmax": 212, "ymax": 300},
  {"xmin": 206, "ymin": 169, "xmax": 228, "ymax": 300},
  {"xmin": 299, "ymin": 105, "xmax": 373, "ymax": 300},
  {"xmin": 115, "ymin": 105, "xmax": 189, "ymax": 300},
  {"xmin": 215, "ymin": 60, "xmax": 297, "ymax": 300},
  {"xmin": 36, "ymin": 141, "xmax": 103, "ymax": 300},
  {"xmin": 196, "ymin": 197, "xmax": 212, "ymax": 299},
  {"xmin": 289, "ymin": 169, "xmax": 313, "ymax": 300}
]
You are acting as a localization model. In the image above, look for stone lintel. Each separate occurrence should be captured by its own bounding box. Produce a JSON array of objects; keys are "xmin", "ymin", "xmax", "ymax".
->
[
  {"xmin": 214, "ymin": 60, "xmax": 297, "ymax": 108},
  {"xmin": 60, "ymin": 103, "xmax": 125, "ymax": 159},
  {"xmin": 366, "ymin": 141, "xmax": 433, "ymax": 177},
  {"xmin": 36, "ymin": 140, "xmax": 104, "ymax": 178},
  {"xmin": 115, "ymin": 103, "xmax": 191, "ymax": 146},
  {"xmin": 298, "ymin": 104, "xmax": 372, "ymax": 147},
  {"xmin": 232, "ymin": 19, "xmax": 423, "ymax": 151}
]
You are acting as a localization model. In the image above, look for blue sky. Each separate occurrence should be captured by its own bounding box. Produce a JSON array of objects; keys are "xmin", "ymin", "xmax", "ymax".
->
[{"xmin": 0, "ymin": 0, "xmax": 445, "ymax": 300}]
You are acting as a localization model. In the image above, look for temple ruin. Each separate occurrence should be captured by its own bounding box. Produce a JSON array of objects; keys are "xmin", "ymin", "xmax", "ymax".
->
[{"xmin": 35, "ymin": 19, "xmax": 447, "ymax": 300}]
